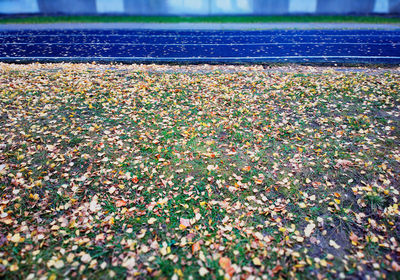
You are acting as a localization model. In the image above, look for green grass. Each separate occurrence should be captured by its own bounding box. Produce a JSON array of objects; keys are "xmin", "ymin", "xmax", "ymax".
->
[
  {"xmin": 0, "ymin": 15, "xmax": 399, "ymax": 24},
  {"xmin": 0, "ymin": 64, "xmax": 399, "ymax": 279}
]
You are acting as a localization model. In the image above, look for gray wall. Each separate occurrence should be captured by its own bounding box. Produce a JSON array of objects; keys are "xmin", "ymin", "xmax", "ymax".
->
[
  {"xmin": 124, "ymin": 0, "xmax": 168, "ymax": 15},
  {"xmin": 253, "ymin": 0, "xmax": 289, "ymax": 15},
  {"xmin": 390, "ymin": 0, "xmax": 400, "ymax": 12},
  {"xmin": 316, "ymin": 0, "xmax": 376, "ymax": 14},
  {"xmin": 37, "ymin": 0, "xmax": 97, "ymax": 14},
  {"xmin": 0, "ymin": 0, "xmax": 399, "ymax": 15}
]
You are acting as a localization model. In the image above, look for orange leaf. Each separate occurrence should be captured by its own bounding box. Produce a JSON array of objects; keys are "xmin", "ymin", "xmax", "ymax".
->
[
  {"xmin": 272, "ymin": 265, "xmax": 283, "ymax": 274},
  {"xmin": 192, "ymin": 241, "xmax": 201, "ymax": 254},
  {"xmin": 115, "ymin": 200, "xmax": 127, "ymax": 207},
  {"xmin": 219, "ymin": 257, "xmax": 235, "ymax": 277},
  {"xmin": 242, "ymin": 166, "xmax": 251, "ymax": 172}
]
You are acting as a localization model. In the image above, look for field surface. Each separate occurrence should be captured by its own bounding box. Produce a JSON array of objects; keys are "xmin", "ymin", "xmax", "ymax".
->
[{"xmin": 0, "ymin": 64, "xmax": 400, "ymax": 279}]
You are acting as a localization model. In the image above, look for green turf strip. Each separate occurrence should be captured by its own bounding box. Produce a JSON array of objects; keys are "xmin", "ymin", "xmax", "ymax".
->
[{"xmin": 0, "ymin": 15, "xmax": 399, "ymax": 24}]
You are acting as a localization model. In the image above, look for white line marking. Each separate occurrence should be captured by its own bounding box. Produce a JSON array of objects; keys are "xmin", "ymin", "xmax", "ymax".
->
[
  {"xmin": 1, "ymin": 43, "xmax": 398, "ymax": 46},
  {"xmin": 1, "ymin": 34, "xmax": 400, "ymax": 38}
]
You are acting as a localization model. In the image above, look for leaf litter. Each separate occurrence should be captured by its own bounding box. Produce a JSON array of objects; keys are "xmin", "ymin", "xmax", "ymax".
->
[{"xmin": 0, "ymin": 63, "xmax": 399, "ymax": 279}]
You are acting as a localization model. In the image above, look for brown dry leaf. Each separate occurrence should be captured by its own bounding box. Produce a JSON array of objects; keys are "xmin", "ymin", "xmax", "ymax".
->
[
  {"xmin": 0, "ymin": 217, "xmax": 13, "ymax": 225},
  {"xmin": 335, "ymin": 159, "xmax": 353, "ymax": 169}
]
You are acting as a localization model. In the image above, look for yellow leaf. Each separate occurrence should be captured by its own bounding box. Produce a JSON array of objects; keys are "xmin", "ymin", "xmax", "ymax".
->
[
  {"xmin": 11, "ymin": 233, "xmax": 22, "ymax": 243},
  {"xmin": 299, "ymin": 202, "xmax": 307, "ymax": 208},
  {"xmin": 253, "ymin": 257, "xmax": 262, "ymax": 266},
  {"xmin": 9, "ymin": 263, "xmax": 19, "ymax": 272}
]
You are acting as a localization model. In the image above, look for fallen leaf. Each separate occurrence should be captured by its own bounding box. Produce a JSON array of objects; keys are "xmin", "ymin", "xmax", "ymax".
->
[
  {"xmin": 299, "ymin": 202, "xmax": 307, "ymax": 208},
  {"xmin": 54, "ymin": 260, "xmax": 64, "ymax": 269},
  {"xmin": 242, "ymin": 166, "xmax": 251, "ymax": 171},
  {"xmin": 81, "ymin": 253, "xmax": 92, "ymax": 264},
  {"xmin": 122, "ymin": 257, "xmax": 136, "ymax": 270},
  {"xmin": 179, "ymin": 217, "xmax": 191, "ymax": 229},
  {"xmin": 11, "ymin": 233, "xmax": 23, "ymax": 243},
  {"xmin": 272, "ymin": 265, "xmax": 283, "ymax": 274},
  {"xmin": 349, "ymin": 232, "xmax": 358, "ymax": 244},
  {"xmin": 392, "ymin": 261, "xmax": 400, "ymax": 272},
  {"xmin": 252, "ymin": 257, "xmax": 262, "ymax": 266},
  {"xmin": 115, "ymin": 200, "xmax": 127, "ymax": 208},
  {"xmin": 108, "ymin": 186, "xmax": 116, "ymax": 194},
  {"xmin": 192, "ymin": 241, "xmax": 201, "ymax": 254},
  {"xmin": 329, "ymin": 240, "xmax": 341, "ymax": 249},
  {"xmin": 89, "ymin": 195, "xmax": 101, "ymax": 212},
  {"xmin": 335, "ymin": 159, "xmax": 353, "ymax": 169},
  {"xmin": 199, "ymin": 267, "xmax": 208, "ymax": 276},
  {"xmin": 219, "ymin": 257, "xmax": 235, "ymax": 277},
  {"xmin": 304, "ymin": 223, "xmax": 316, "ymax": 237}
]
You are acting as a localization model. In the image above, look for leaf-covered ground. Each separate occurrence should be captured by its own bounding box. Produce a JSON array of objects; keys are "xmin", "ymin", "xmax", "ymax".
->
[{"xmin": 0, "ymin": 64, "xmax": 399, "ymax": 279}]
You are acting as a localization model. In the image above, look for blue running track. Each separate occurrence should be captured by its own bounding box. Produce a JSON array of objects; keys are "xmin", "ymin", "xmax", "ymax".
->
[{"xmin": 0, "ymin": 29, "xmax": 399, "ymax": 64}]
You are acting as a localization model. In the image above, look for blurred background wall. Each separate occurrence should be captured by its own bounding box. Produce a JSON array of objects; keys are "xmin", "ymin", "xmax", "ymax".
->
[{"xmin": 1, "ymin": 0, "xmax": 399, "ymax": 15}]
